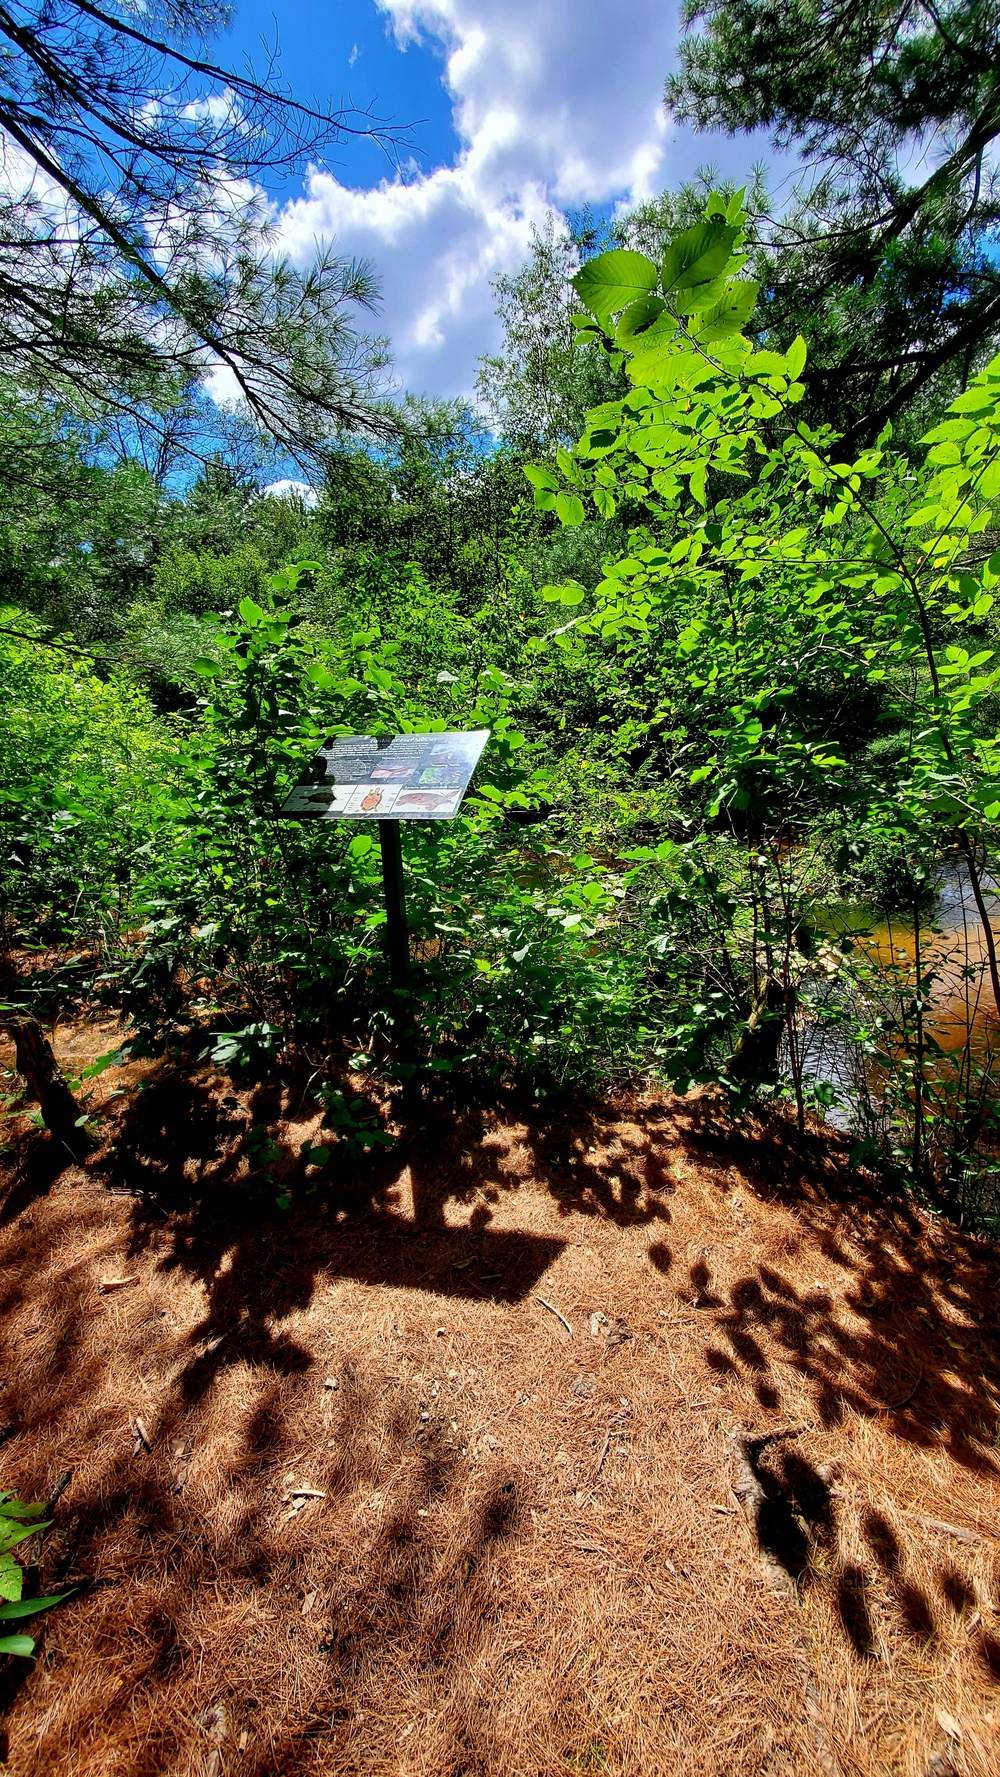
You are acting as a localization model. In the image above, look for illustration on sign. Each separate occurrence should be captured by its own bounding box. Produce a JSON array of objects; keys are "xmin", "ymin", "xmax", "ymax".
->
[{"xmin": 279, "ymin": 729, "xmax": 491, "ymax": 821}]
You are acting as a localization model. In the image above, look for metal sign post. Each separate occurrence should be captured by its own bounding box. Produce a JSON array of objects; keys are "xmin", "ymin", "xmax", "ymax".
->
[{"xmin": 377, "ymin": 818, "xmax": 410, "ymax": 988}]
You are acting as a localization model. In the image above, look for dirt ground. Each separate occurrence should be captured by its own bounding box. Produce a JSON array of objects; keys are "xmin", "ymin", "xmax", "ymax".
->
[{"xmin": 1, "ymin": 1019, "xmax": 999, "ymax": 1777}]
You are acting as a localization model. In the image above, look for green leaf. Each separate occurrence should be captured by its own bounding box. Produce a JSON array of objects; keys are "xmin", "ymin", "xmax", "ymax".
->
[
  {"xmin": 523, "ymin": 464, "xmax": 558, "ymax": 491},
  {"xmin": 0, "ymin": 1592, "xmax": 72, "ymax": 1621},
  {"xmin": 920, "ymin": 418, "xmax": 977, "ymax": 445},
  {"xmin": 192, "ymin": 657, "xmax": 222, "ymax": 678},
  {"xmin": 555, "ymin": 446, "xmax": 580, "ymax": 485},
  {"xmin": 0, "ymin": 1635, "xmax": 35, "ymax": 1658},
  {"xmin": 573, "ymin": 250, "xmax": 658, "ymax": 324},
  {"xmin": 593, "ymin": 484, "xmax": 616, "ymax": 520},
  {"xmin": 237, "ymin": 597, "xmax": 265, "ymax": 627},
  {"xmin": 0, "ymin": 1554, "xmax": 21, "ymax": 1604},
  {"xmin": 786, "ymin": 336, "xmax": 807, "ymax": 380},
  {"xmin": 0, "ymin": 1522, "xmax": 47, "ymax": 1556},
  {"xmin": 555, "ymin": 493, "xmax": 585, "ymax": 527},
  {"xmin": 661, "ymin": 221, "xmax": 739, "ymax": 295},
  {"xmin": 692, "ymin": 281, "xmax": 758, "ymax": 342},
  {"xmin": 80, "ymin": 1047, "xmax": 128, "ymax": 1080},
  {"xmin": 540, "ymin": 583, "xmax": 585, "ymax": 605},
  {"xmin": 615, "ymin": 296, "xmax": 668, "ymax": 347}
]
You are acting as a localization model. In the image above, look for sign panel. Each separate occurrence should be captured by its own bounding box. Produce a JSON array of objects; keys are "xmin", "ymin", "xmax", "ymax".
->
[{"xmin": 279, "ymin": 729, "xmax": 490, "ymax": 822}]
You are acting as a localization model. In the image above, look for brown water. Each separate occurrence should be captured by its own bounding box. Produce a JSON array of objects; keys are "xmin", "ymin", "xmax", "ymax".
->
[{"xmin": 832, "ymin": 868, "xmax": 1000, "ymax": 1056}]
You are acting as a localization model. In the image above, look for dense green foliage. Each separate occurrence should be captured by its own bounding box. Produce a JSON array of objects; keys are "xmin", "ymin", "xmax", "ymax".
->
[{"xmin": 7, "ymin": 0, "xmax": 1000, "ymax": 1236}]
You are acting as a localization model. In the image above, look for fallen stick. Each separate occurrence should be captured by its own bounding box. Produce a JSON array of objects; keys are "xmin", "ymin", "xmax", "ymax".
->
[
  {"xmin": 536, "ymin": 1296, "xmax": 572, "ymax": 1338},
  {"xmin": 593, "ymin": 1430, "xmax": 613, "ymax": 1482},
  {"xmin": 901, "ymin": 1511, "xmax": 982, "ymax": 1546}
]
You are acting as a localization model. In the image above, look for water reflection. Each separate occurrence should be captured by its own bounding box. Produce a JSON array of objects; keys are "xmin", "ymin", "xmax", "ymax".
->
[
  {"xmin": 799, "ymin": 868, "xmax": 1000, "ymax": 1132},
  {"xmin": 831, "ymin": 868, "xmax": 1000, "ymax": 1054}
]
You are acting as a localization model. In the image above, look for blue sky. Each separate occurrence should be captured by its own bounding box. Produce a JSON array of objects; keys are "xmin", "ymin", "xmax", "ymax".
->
[
  {"xmin": 212, "ymin": 0, "xmax": 778, "ymax": 406},
  {"xmin": 221, "ymin": 0, "xmax": 461, "ymax": 192}
]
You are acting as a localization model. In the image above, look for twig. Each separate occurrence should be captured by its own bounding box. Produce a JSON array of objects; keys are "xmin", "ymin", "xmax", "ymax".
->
[
  {"xmin": 536, "ymin": 1296, "xmax": 572, "ymax": 1338},
  {"xmin": 27, "ymin": 1469, "xmax": 72, "ymax": 1564},
  {"xmin": 593, "ymin": 1430, "xmax": 613, "ymax": 1482},
  {"xmin": 901, "ymin": 1511, "xmax": 982, "ymax": 1546},
  {"xmin": 45, "ymin": 1470, "xmax": 72, "ymax": 1516}
]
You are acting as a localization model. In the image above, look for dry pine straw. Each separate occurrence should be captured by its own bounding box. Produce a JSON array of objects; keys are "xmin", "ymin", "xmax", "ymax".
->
[{"xmin": 0, "ymin": 1033, "xmax": 999, "ymax": 1776}]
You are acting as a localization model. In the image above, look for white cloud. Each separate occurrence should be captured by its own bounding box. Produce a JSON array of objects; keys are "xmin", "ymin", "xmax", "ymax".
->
[
  {"xmin": 262, "ymin": 478, "xmax": 319, "ymax": 506},
  {"xmin": 274, "ymin": 0, "xmax": 762, "ymax": 402}
]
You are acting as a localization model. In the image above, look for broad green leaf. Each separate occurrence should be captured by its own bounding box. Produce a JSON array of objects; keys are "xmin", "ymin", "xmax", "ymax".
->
[
  {"xmin": 555, "ymin": 446, "xmax": 580, "ymax": 485},
  {"xmin": 0, "ymin": 1523, "xmax": 47, "ymax": 1556},
  {"xmin": 746, "ymin": 349, "xmax": 789, "ymax": 378},
  {"xmin": 573, "ymin": 250, "xmax": 658, "ymax": 324},
  {"xmin": 692, "ymin": 281, "xmax": 759, "ymax": 342},
  {"xmin": 192, "ymin": 657, "xmax": 222, "ymax": 677},
  {"xmin": 237, "ymin": 597, "xmax": 264, "ymax": 626},
  {"xmin": 675, "ymin": 273, "xmax": 733, "ymax": 315},
  {"xmin": 523, "ymin": 464, "xmax": 558, "ymax": 491},
  {"xmin": 555, "ymin": 493, "xmax": 585, "ymax": 527},
  {"xmin": 661, "ymin": 222, "xmax": 739, "ymax": 295},
  {"xmin": 920, "ymin": 418, "xmax": 977, "ymax": 445},
  {"xmin": 786, "ymin": 336, "xmax": 807, "ymax": 380},
  {"xmin": 615, "ymin": 296, "xmax": 669, "ymax": 347},
  {"xmin": 593, "ymin": 485, "xmax": 616, "ymax": 519},
  {"xmin": 949, "ymin": 387, "xmax": 999, "ymax": 415},
  {"xmin": 541, "ymin": 583, "xmax": 585, "ymax": 605},
  {"xmin": 0, "ymin": 1635, "xmax": 35, "ymax": 1657}
]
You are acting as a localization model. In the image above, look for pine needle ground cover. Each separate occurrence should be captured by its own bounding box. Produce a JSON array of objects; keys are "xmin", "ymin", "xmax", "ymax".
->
[{"xmin": 0, "ymin": 1022, "xmax": 998, "ymax": 1777}]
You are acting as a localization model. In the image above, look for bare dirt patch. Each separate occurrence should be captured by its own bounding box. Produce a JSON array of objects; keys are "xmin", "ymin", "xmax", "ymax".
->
[{"xmin": 1, "ymin": 1027, "xmax": 999, "ymax": 1776}]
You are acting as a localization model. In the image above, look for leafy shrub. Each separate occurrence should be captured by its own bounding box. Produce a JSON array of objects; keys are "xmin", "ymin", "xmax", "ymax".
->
[{"xmin": 0, "ymin": 1494, "xmax": 72, "ymax": 1658}]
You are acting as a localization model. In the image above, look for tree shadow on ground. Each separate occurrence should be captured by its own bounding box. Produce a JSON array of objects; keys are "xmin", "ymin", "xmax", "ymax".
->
[
  {"xmin": 69, "ymin": 1062, "xmax": 681, "ymax": 1404},
  {"xmin": 668, "ymin": 1095, "xmax": 1000, "ymax": 1682},
  {"xmin": 0, "ymin": 1220, "xmax": 530, "ymax": 1772}
]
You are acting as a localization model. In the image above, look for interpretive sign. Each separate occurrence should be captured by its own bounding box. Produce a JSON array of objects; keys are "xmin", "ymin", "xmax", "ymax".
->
[
  {"xmin": 279, "ymin": 729, "xmax": 490, "ymax": 823},
  {"xmin": 279, "ymin": 729, "xmax": 491, "ymax": 990}
]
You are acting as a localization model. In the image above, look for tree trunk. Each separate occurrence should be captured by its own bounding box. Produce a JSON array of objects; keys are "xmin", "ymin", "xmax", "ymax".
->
[
  {"xmin": 3, "ymin": 1017, "xmax": 91, "ymax": 1160},
  {"xmin": 724, "ymin": 974, "xmax": 788, "ymax": 1085}
]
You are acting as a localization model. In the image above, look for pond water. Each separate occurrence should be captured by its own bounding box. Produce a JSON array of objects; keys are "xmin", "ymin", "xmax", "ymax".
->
[
  {"xmin": 827, "ymin": 867, "xmax": 1000, "ymax": 1055},
  {"xmin": 799, "ymin": 867, "xmax": 1000, "ymax": 1129}
]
